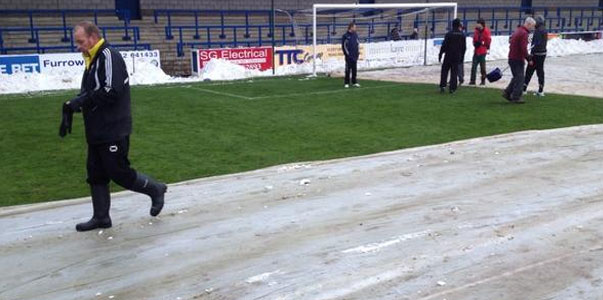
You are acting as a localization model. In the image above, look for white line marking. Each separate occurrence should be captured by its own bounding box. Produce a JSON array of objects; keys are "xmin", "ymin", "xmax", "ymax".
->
[
  {"xmin": 249, "ymin": 84, "xmax": 401, "ymax": 100},
  {"xmin": 191, "ymin": 84, "xmax": 401, "ymax": 101},
  {"xmin": 191, "ymin": 87, "xmax": 252, "ymax": 100}
]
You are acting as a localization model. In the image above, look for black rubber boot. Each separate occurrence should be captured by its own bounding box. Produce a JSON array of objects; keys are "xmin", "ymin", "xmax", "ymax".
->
[
  {"xmin": 76, "ymin": 184, "xmax": 112, "ymax": 232},
  {"xmin": 130, "ymin": 173, "xmax": 167, "ymax": 217}
]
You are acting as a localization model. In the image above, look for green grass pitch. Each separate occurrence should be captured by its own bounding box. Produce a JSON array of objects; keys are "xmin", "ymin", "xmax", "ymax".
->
[{"xmin": 1, "ymin": 76, "xmax": 602, "ymax": 206}]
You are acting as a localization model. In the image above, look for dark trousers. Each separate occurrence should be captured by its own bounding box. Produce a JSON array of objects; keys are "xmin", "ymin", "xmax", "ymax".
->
[
  {"xmin": 344, "ymin": 58, "xmax": 357, "ymax": 85},
  {"xmin": 87, "ymin": 136, "xmax": 137, "ymax": 188},
  {"xmin": 525, "ymin": 55, "xmax": 546, "ymax": 92},
  {"xmin": 504, "ymin": 59, "xmax": 525, "ymax": 100},
  {"xmin": 470, "ymin": 54, "xmax": 487, "ymax": 84},
  {"xmin": 457, "ymin": 62, "xmax": 464, "ymax": 83},
  {"xmin": 440, "ymin": 59, "xmax": 459, "ymax": 91}
]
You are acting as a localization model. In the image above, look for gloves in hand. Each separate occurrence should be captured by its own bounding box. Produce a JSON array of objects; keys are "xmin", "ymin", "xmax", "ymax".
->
[
  {"xmin": 59, "ymin": 102, "xmax": 73, "ymax": 138},
  {"xmin": 66, "ymin": 92, "xmax": 87, "ymax": 113},
  {"xmin": 58, "ymin": 93, "xmax": 87, "ymax": 138},
  {"xmin": 438, "ymin": 53, "xmax": 443, "ymax": 63},
  {"xmin": 474, "ymin": 41, "xmax": 482, "ymax": 48}
]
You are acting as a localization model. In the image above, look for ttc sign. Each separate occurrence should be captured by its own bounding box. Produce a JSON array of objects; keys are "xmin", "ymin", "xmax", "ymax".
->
[{"xmin": 0, "ymin": 55, "xmax": 40, "ymax": 75}]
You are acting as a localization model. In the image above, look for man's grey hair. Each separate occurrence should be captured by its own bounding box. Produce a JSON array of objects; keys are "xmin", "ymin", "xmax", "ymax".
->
[
  {"xmin": 74, "ymin": 21, "xmax": 101, "ymax": 38},
  {"xmin": 524, "ymin": 17, "xmax": 536, "ymax": 26}
]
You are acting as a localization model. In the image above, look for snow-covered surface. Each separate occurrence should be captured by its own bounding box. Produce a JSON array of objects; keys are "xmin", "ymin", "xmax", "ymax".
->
[
  {"xmin": 1, "ymin": 36, "xmax": 603, "ymax": 95},
  {"xmin": 3, "ymin": 125, "xmax": 603, "ymax": 299},
  {"xmin": 359, "ymin": 53, "xmax": 603, "ymax": 98},
  {"xmin": 2, "ymin": 34, "xmax": 603, "ymax": 300}
]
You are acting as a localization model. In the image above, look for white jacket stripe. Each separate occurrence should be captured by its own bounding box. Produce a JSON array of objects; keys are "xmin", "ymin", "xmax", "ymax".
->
[
  {"xmin": 103, "ymin": 48, "xmax": 113, "ymax": 90},
  {"xmin": 93, "ymin": 60, "xmax": 100, "ymax": 91}
]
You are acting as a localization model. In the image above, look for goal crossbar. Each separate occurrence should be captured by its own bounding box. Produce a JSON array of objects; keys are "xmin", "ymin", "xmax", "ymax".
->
[{"xmin": 311, "ymin": 2, "xmax": 458, "ymax": 76}]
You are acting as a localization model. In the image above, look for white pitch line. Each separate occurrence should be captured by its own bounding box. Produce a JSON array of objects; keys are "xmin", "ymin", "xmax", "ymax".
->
[
  {"xmin": 248, "ymin": 84, "xmax": 402, "ymax": 100},
  {"xmin": 190, "ymin": 83, "xmax": 402, "ymax": 101},
  {"xmin": 191, "ymin": 86, "xmax": 252, "ymax": 100}
]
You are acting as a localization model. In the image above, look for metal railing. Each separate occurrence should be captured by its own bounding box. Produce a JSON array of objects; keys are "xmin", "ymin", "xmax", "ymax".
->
[
  {"xmin": 0, "ymin": 26, "xmax": 147, "ymax": 54},
  {"xmin": 171, "ymin": 21, "xmax": 396, "ymax": 56},
  {"xmin": 158, "ymin": 6, "xmax": 601, "ymax": 56},
  {"xmin": 0, "ymin": 9, "xmax": 131, "ymax": 43}
]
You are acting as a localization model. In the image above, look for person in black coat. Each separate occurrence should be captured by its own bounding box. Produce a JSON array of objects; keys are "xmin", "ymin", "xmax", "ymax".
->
[
  {"xmin": 59, "ymin": 21, "xmax": 167, "ymax": 232},
  {"xmin": 523, "ymin": 15, "xmax": 548, "ymax": 96},
  {"xmin": 342, "ymin": 22, "xmax": 360, "ymax": 88},
  {"xmin": 390, "ymin": 27, "xmax": 402, "ymax": 41},
  {"xmin": 409, "ymin": 28, "xmax": 419, "ymax": 40},
  {"xmin": 439, "ymin": 18, "xmax": 467, "ymax": 93}
]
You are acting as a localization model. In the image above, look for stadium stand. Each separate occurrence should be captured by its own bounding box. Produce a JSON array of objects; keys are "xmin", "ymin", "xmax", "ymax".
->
[
  {"xmin": 0, "ymin": 10, "xmax": 149, "ymax": 55},
  {"xmin": 0, "ymin": 0, "xmax": 601, "ymax": 75}
]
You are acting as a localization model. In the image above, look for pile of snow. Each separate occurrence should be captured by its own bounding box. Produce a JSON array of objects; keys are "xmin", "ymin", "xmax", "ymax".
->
[
  {"xmin": 474, "ymin": 36, "xmax": 603, "ymax": 61},
  {"xmin": 129, "ymin": 61, "xmax": 173, "ymax": 85},
  {"xmin": 199, "ymin": 59, "xmax": 267, "ymax": 81},
  {"xmin": 546, "ymin": 37, "xmax": 603, "ymax": 57},
  {"xmin": 0, "ymin": 71, "xmax": 79, "ymax": 94},
  {"xmin": 2, "ymin": 36, "xmax": 603, "ymax": 95},
  {"xmin": 0, "ymin": 59, "xmax": 176, "ymax": 94}
]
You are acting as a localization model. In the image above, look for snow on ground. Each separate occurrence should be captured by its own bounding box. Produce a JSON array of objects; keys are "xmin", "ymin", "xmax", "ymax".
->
[
  {"xmin": 3, "ymin": 125, "xmax": 603, "ymax": 299},
  {"xmin": 1, "ymin": 36, "xmax": 602, "ymax": 95},
  {"xmin": 2, "ymin": 36, "xmax": 603, "ymax": 299},
  {"xmin": 358, "ymin": 53, "xmax": 603, "ymax": 98}
]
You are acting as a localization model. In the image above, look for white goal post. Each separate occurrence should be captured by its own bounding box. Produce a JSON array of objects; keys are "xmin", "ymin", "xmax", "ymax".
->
[{"xmin": 311, "ymin": 2, "xmax": 458, "ymax": 76}]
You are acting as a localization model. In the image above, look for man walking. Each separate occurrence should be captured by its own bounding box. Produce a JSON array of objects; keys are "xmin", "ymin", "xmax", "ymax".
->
[
  {"xmin": 342, "ymin": 22, "xmax": 360, "ymax": 88},
  {"xmin": 59, "ymin": 21, "xmax": 167, "ymax": 232},
  {"xmin": 457, "ymin": 24, "xmax": 466, "ymax": 86},
  {"xmin": 469, "ymin": 18, "xmax": 491, "ymax": 86},
  {"xmin": 439, "ymin": 18, "xmax": 466, "ymax": 94},
  {"xmin": 524, "ymin": 15, "xmax": 548, "ymax": 97},
  {"xmin": 503, "ymin": 17, "xmax": 536, "ymax": 103}
]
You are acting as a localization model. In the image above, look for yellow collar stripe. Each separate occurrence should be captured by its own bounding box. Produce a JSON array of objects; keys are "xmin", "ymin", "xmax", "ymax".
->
[{"xmin": 83, "ymin": 38, "xmax": 105, "ymax": 70}]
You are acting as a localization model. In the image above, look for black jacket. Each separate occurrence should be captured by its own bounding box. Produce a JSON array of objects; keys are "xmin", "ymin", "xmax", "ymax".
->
[
  {"xmin": 72, "ymin": 41, "xmax": 132, "ymax": 144},
  {"xmin": 342, "ymin": 31, "xmax": 360, "ymax": 61},
  {"xmin": 531, "ymin": 25, "xmax": 548, "ymax": 56},
  {"xmin": 439, "ymin": 29, "xmax": 466, "ymax": 64}
]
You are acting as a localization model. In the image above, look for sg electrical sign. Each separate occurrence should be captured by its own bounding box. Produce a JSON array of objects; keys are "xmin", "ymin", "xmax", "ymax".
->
[
  {"xmin": 0, "ymin": 55, "xmax": 41, "ymax": 75},
  {"xmin": 197, "ymin": 47, "xmax": 273, "ymax": 71}
]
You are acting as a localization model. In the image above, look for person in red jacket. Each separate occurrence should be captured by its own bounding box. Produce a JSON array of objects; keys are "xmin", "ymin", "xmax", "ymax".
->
[
  {"xmin": 503, "ymin": 17, "xmax": 536, "ymax": 103},
  {"xmin": 469, "ymin": 18, "xmax": 491, "ymax": 86}
]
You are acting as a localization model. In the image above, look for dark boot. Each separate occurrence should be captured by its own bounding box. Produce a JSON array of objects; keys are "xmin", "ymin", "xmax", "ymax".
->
[
  {"xmin": 502, "ymin": 90, "xmax": 512, "ymax": 102},
  {"xmin": 130, "ymin": 173, "xmax": 167, "ymax": 217},
  {"xmin": 76, "ymin": 184, "xmax": 112, "ymax": 232}
]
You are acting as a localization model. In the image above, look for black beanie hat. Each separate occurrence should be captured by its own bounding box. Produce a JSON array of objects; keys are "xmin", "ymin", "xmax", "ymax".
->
[{"xmin": 452, "ymin": 18, "xmax": 461, "ymax": 28}]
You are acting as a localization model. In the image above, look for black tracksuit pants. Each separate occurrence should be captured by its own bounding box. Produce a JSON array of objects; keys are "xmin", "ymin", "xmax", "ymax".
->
[
  {"xmin": 344, "ymin": 57, "xmax": 358, "ymax": 85},
  {"xmin": 525, "ymin": 55, "xmax": 546, "ymax": 92},
  {"xmin": 440, "ymin": 59, "xmax": 459, "ymax": 91},
  {"xmin": 504, "ymin": 59, "xmax": 525, "ymax": 100},
  {"xmin": 86, "ymin": 136, "xmax": 137, "ymax": 188}
]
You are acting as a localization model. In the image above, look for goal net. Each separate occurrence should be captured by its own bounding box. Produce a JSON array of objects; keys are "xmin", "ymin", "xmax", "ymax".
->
[{"xmin": 283, "ymin": 3, "xmax": 458, "ymax": 76}]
